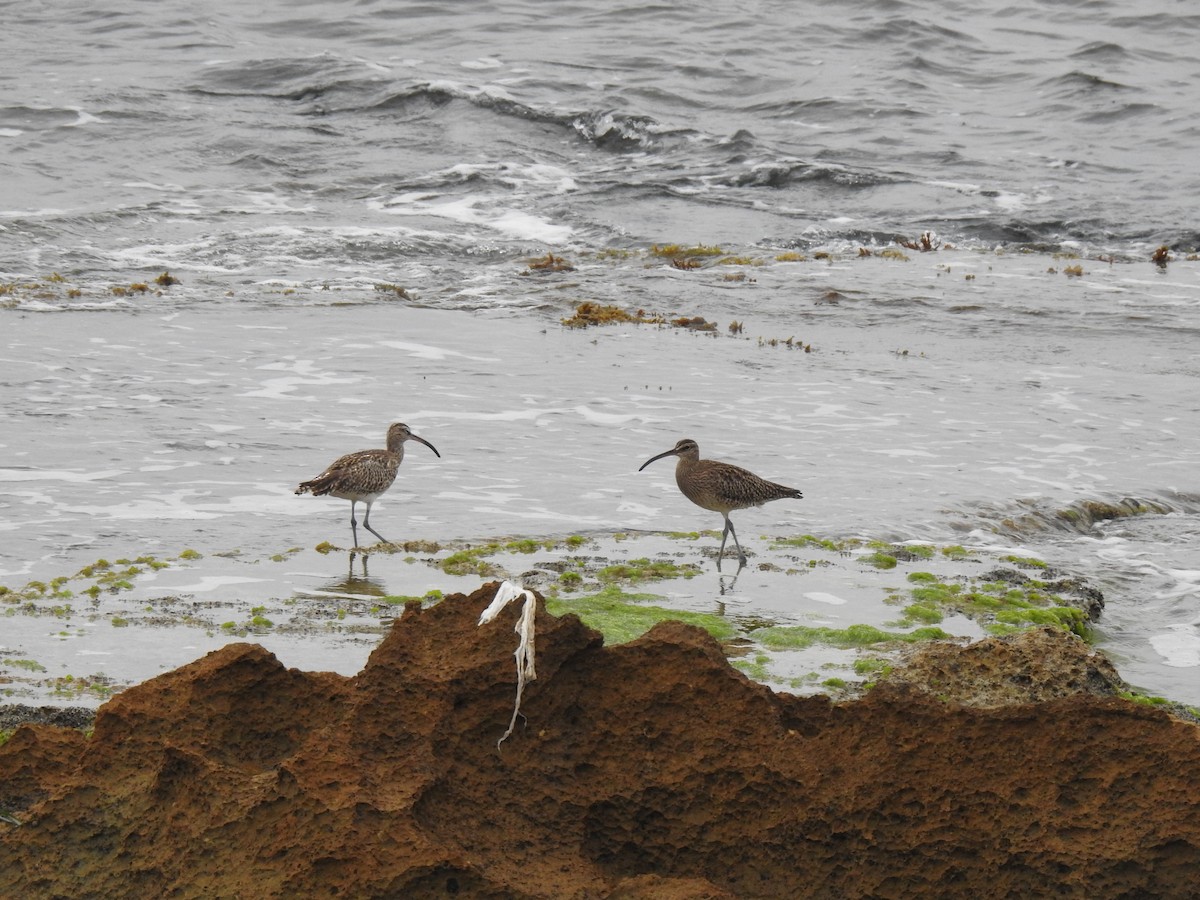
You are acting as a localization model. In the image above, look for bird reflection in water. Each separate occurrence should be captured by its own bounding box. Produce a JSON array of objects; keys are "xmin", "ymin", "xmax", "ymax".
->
[
  {"xmin": 318, "ymin": 551, "xmax": 389, "ymax": 598},
  {"xmin": 718, "ymin": 565, "xmax": 743, "ymax": 599}
]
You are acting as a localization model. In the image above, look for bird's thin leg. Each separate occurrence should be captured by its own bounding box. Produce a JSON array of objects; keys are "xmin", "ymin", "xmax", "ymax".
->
[
  {"xmin": 349, "ymin": 500, "xmax": 360, "ymax": 549},
  {"xmin": 362, "ymin": 502, "xmax": 390, "ymax": 545},
  {"xmin": 717, "ymin": 517, "xmax": 730, "ymax": 571},
  {"xmin": 726, "ymin": 515, "xmax": 746, "ymax": 567}
]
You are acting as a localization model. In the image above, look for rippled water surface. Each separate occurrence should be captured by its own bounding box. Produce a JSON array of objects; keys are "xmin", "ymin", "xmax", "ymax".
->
[{"xmin": 2, "ymin": 0, "xmax": 1198, "ymax": 706}]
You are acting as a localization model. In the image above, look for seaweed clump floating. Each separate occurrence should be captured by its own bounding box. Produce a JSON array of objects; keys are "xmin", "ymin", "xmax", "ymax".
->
[
  {"xmin": 897, "ymin": 231, "xmax": 941, "ymax": 252},
  {"xmin": 521, "ymin": 253, "xmax": 575, "ymax": 275},
  {"xmin": 561, "ymin": 302, "xmax": 663, "ymax": 328}
]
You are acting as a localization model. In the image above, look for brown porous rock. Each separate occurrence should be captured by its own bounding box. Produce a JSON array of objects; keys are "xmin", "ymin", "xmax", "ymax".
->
[{"xmin": 2, "ymin": 583, "xmax": 1198, "ymax": 898}]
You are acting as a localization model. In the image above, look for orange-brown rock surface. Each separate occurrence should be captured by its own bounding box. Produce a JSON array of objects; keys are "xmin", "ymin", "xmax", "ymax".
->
[{"xmin": 2, "ymin": 582, "xmax": 1199, "ymax": 898}]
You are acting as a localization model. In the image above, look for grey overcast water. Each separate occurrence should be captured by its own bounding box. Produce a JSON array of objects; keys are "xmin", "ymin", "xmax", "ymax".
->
[{"xmin": 2, "ymin": 0, "xmax": 1198, "ymax": 706}]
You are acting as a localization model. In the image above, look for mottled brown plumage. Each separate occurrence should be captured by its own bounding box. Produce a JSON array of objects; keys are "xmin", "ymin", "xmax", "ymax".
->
[
  {"xmin": 639, "ymin": 437, "xmax": 803, "ymax": 570},
  {"xmin": 295, "ymin": 422, "xmax": 440, "ymax": 548}
]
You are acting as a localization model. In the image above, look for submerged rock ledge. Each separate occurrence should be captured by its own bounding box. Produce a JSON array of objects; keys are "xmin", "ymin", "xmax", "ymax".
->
[{"xmin": 2, "ymin": 583, "xmax": 1198, "ymax": 898}]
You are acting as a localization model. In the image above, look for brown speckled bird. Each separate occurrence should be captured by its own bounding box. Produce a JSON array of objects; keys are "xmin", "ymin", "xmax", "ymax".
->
[
  {"xmin": 295, "ymin": 422, "xmax": 440, "ymax": 548},
  {"xmin": 639, "ymin": 437, "xmax": 803, "ymax": 570}
]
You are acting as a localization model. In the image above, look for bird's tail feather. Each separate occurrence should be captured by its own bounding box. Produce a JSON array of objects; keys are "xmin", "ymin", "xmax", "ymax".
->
[{"xmin": 295, "ymin": 474, "xmax": 335, "ymax": 497}]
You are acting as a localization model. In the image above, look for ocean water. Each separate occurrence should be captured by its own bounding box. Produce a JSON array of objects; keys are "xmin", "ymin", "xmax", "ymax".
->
[{"xmin": 2, "ymin": 0, "xmax": 1198, "ymax": 705}]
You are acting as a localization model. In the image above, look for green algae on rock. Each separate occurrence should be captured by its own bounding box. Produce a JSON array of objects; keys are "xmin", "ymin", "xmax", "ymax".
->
[
  {"xmin": 548, "ymin": 585, "xmax": 734, "ymax": 645},
  {"xmin": 596, "ymin": 558, "xmax": 702, "ymax": 583},
  {"xmin": 753, "ymin": 622, "xmax": 952, "ymax": 651},
  {"xmin": 900, "ymin": 568, "xmax": 1096, "ymax": 638}
]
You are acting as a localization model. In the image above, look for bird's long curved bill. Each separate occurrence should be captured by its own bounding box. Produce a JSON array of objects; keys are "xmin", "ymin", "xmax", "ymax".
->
[
  {"xmin": 412, "ymin": 434, "xmax": 441, "ymax": 458},
  {"xmin": 638, "ymin": 448, "xmax": 676, "ymax": 471}
]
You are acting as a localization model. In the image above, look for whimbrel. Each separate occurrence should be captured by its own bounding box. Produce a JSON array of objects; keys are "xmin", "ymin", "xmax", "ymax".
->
[
  {"xmin": 295, "ymin": 422, "xmax": 440, "ymax": 548},
  {"xmin": 639, "ymin": 438, "xmax": 802, "ymax": 570}
]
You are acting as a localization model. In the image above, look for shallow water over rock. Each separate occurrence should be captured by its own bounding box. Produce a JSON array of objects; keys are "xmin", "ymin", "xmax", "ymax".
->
[{"xmin": 2, "ymin": 249, "xmax": 1198, "ymax": 706}]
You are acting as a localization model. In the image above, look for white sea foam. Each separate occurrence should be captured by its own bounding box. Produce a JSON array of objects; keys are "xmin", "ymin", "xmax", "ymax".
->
[
  {"xmin": 805, "ymin": 591, "xmax": 848, "ymax": 606},
  {"xmin": 376, "ymin": 192, "xmax": 573, "ymax": 243},
  {"xmin": 376, "ymin": 340, "xmax": 501, "ymax": 362},
  {"xmin": 240, "ymin": 360, "xmax": 357, "ymax": 399},
  {"xmin": 460, "ymin": 57, "xmax": 503, "ymax": 70},
  {"xmin": 408, "ymin": 408, "xmax": 561, "ymax": 422},
  {"xmin": 0, "ymin": 468, "xmax": 126, "ymax": 482},
  {"xmin": 473, "ymin": 505, "xmax": 607, "ymax": 524},
  {"xmin": 572, "ymin": 406, "xmax": 653, "ymax": 426},
  {"xmin": 166, "ymin": 576, "xmax": 271, "ymax": 593},
  {"xmin": 66, "ymin": 108, "xmax": 104, "ymax": 127},
  {"xmin": 1149, "ymin": 630, "xmax": 1200, "ymax": 668},
  {"xmin": 927, "ymin": 180, "xmax": 983, "ymax": 194}
]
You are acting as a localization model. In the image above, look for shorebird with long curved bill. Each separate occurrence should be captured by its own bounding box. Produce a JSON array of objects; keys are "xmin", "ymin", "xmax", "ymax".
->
[
  {"xmin": 639, "ymin": 438, "xmax": 803, "ymax": 570},
  {"xmin": 295, "ymin": 422, "xmax": 440, "ymax": 549}
]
